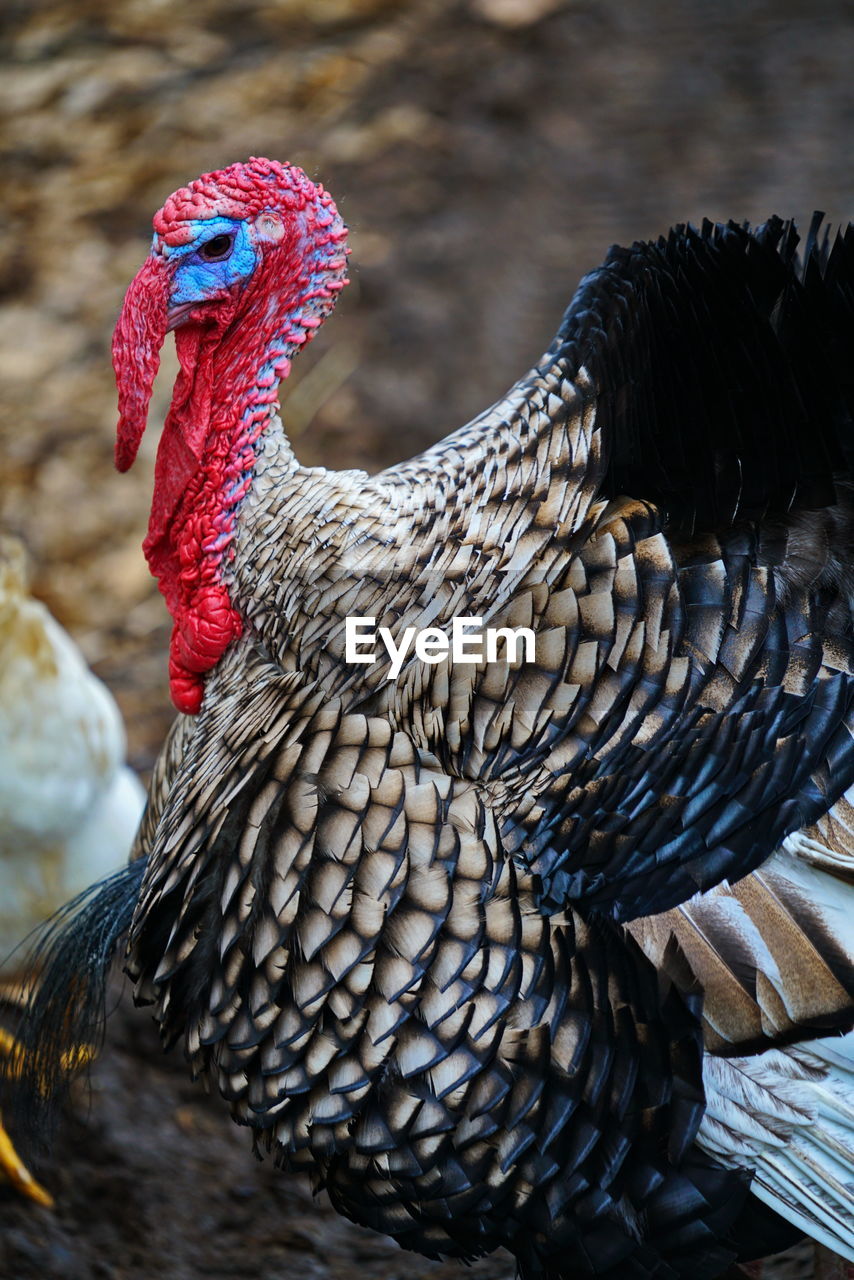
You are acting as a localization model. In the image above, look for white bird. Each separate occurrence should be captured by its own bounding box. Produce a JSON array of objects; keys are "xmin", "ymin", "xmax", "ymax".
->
[{"xmin": 0, "ymin": 536, "xmax": 145, "ymax": 1204}]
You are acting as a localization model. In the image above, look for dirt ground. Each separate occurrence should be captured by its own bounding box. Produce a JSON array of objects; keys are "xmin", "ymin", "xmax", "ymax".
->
[{"xmin": 2, "ymin": 0, "xmax": 854, "ymax": 1277}]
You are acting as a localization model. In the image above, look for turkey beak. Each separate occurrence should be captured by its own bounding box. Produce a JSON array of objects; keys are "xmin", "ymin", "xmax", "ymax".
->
[{"xmin": 113, "ymin": 254, "xmax": 170, "ymax": 472}]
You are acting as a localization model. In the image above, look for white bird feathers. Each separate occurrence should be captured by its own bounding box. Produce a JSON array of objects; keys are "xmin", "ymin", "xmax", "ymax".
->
[{"xmin": 0, "ymin": 538, "xmax": 144, "ymax": 960}]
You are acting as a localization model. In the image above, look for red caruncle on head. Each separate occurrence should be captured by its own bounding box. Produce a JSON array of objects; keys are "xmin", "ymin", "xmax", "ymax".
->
[
  {"xmin": 113, "ymin": 156, "xmax": 349, "ymax": 474},
  {"xmin": 111, "ymin": 157, "xmax": 349, "ymax": 715}
]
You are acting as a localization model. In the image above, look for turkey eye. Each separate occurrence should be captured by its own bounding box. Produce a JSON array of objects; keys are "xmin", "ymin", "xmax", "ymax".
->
[{"xmin": 198, "ymin": 234, "xmax": 234, "ymax": 261}]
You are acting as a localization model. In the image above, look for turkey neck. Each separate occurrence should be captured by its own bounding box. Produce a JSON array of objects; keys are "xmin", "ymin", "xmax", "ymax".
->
[
  {"xmin": 156, "ymin": 311, "xmax": 605, "ymax": 715},
  {"xmin": 147, "ymin": 290, "xmax": 306, "ymax": 717}
]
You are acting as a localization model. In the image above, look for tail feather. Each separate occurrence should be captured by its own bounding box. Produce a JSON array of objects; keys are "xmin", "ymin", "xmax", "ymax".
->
[
  {"xmin": 1, "ymin": 857, "xmax": 146, "ymax": 1150},
  {"xmin": 558, "ymin": 216, "xmax": 854, "ymax": 533},
  {"xmin": 700, "ymin": 1034, "xmax": 854, "ymax": 1262}
]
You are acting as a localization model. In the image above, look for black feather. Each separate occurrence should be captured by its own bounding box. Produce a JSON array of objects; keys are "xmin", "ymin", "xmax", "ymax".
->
[
  {"xmin": 555, "ymin": 216, "xmax": 854, "ymax": 531},
  {"xmin": 3, "ymin": 857, "xmax": 146, "ymax": 1150}
]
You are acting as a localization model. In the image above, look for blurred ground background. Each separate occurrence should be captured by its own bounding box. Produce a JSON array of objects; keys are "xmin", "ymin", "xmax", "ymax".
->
[{"xmin": 1, "ymin": 0, "xmax": 853, "ymax": 1277}]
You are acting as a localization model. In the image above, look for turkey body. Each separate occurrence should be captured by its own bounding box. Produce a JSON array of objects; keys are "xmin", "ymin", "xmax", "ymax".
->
[{"xmin": 12, "ymin": 164, "xmax": 854, "ymax": 1278}]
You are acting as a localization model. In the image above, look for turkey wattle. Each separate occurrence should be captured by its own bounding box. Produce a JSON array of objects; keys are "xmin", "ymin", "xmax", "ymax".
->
[
  {"xmin": 10, "ymin": 159, "xmax": 854, "ymax": 1278},
  {"xmin": 111, "ymin": 161, "xmax": 348, "ymax": 715}
]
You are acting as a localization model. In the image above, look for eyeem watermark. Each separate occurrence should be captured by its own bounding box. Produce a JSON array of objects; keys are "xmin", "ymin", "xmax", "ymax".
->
[{"xmin": 345, "ymin": 616, "xmax": 536, "ymax": 681}]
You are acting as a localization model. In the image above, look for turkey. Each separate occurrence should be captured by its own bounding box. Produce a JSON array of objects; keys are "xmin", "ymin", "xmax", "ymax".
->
[
  {"xmin": 0, "ymin": 536, "xmax": 145, "ymax": 1205},
  {"xmin": 8, "ymin": 158, "xmax": 854, "ymax": 1278}
]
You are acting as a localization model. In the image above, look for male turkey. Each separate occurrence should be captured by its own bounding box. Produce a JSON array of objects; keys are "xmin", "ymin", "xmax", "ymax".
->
[{"xmin": 11, "ymin": 159, "xmax": 854, "ymax": 1278}]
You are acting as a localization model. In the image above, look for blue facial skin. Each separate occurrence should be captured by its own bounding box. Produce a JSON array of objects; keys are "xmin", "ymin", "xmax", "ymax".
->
[{"xmin": 161, "ymin": 217, "xmax": 258, "ymax": 307}]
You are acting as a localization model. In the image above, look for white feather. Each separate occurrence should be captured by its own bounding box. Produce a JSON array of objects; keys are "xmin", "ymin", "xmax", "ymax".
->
[
  {"xmin": 0, "ymin": 542, "xmax": 145, "ymax": 960},
  {"xmin": 700, "ymin": 1033, "xmax": 854, "ymax": 1260}
]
